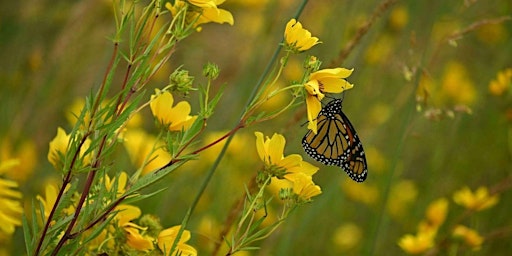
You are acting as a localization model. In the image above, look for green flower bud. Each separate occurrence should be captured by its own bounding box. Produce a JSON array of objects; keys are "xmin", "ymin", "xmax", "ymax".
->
[
  {"xmin": 168, "ymin": 68, "xmax": 195, "ymax": 96},
  {"xmin": 203, "ymin": 62, "xmax": 220, "ymax": 80}
]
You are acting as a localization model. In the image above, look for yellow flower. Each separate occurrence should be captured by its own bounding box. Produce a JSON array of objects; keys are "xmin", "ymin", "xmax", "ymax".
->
[
  {"xmin": 115, "ymin": 204, "xmax": 142, "ymax": 227},
  {"xmin": 196, "ymin": 1, "xmax": 234, "ymax": 26},
  {"xmin": 48, "ymin": 127, "xmax": 70, "ymax": 169},
  {"xmin": 453, "ymin": 186, "xmax": 499, "ymax": 211},
  {"xmin": 150, "ymin": 90, "xmax": 197, "ymax": 132},
  {"xmin": 289, "ymin": 172, "xmax": 322, "ymax": 201},
  {"xmin": 452, "ymin": 225, "xmax": 484, "ymax": 250},
  {"xmin": 165, "ymin": 0, "xmax": 233, "ymax": 29},
  {"xmin": 304, "ymin": 68, "xmax": 354, "ymax": 133},
  {"xmin": 364, "ymin": 35, "xmax": 393, "ymax": 65},
  {"xmin": 389, "ymin": 5, "xmax": 409, "ymax": 31},
  {"xmin": 158, "ymin": 225, "xmax": 197, "ymax": 256},
  {"xmin": 398, "ymin": 231, "xmax": 435, "ymax": 254},
  {"xmin": 441, "ymin": 61, "xmax": 476, "ymax": 105},
  {"xmin": 36, "ymin": 184, "xmax": 58, "ymax": 220},
  {"xmin": 36, "ymin": 183, "xmax": 74, "ymax": 221},
  {"xmin": 0, "ymin": 138, "xmax": 37, "ymax": 183},
  {"xmin": 476, "ymin": 22, "xmax": 508, "ymax": 45},
  {"xmin": 123, "ymin": 129, "xmax": 172, "ymax": 175},
  {"xmin": 104, "ymin": 171, "xmax": 128, "ymax": 197},
  {"xmin": 254, "ymin": 132, "xmax": 318, "ymax": 178},
  {"xmin": 387, "ymin": 180, "xmax": 417, "ymax": 218},
  {"xmin": 424, "ymin": 197, "xmax": 448, "ymax": 228},
  {"xmin": 125, "ymin": 225, "xmax": 155, "ymax": 251},
  {"xmin": 332, "ymin": 223, "xmax": 362, "ymax": 251},
  {"xmin": 489, "ymin": 68, "xmax": 512, "ymax": 96},
  {"xmin": 284, "ymin": 19, "xmax": 320, "ymax": 52},
  {"xmin": 114, "ymin": 204, "xmax": 156, "ymax": 251},
  {"xmin": 0, "ymin": 176, "xmax": 23, "ymax": 236},
  {"xmin": 47, "ymin": 127, "xmax": 91, "ymax": 170}
]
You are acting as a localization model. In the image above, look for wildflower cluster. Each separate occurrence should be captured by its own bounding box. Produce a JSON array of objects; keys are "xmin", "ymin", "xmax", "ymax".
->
[
  {"xmin": 29, "ymin": 1, "xmax": 358, "ymax": 253},
  {"xmin": 24, "ymin": 1, "xmax": 238, "ymax": 254},
  {"xmin": 399, "ymin": 186, "xmax": 499, "ymax": 254}
]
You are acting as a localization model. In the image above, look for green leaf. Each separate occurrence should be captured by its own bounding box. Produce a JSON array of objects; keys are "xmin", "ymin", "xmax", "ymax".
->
[
  {"xmin": 22, "ymin": 213, "xmax": 33, "ymax": 255},
  {"xmin": 124, "ymin": 160, "xmax": 185, "ymax": 195},
  {"xmin": 122, "ymin": 187, "xmax": 167, "ymax": 205}
]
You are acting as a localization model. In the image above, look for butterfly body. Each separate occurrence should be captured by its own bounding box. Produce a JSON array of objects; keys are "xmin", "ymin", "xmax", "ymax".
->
[{"xmin": 302, "ymin": 98, "xmax": 368, "ymax": 182}]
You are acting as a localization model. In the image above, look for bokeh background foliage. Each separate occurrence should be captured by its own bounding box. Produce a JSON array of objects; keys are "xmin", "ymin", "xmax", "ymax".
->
[{"xmin": 1, "ymin": 0, "xmax": 511, "ymax": 255}]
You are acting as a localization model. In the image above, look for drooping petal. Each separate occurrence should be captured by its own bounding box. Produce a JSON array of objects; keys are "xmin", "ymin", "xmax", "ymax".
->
[{"xmin": 306, "ymin": 95, "xmax": 322, "ymax": 134}]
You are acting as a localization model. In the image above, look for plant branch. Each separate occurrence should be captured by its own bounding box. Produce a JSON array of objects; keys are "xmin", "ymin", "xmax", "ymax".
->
[
  {"xmin": 331, "ymin": 0, "xmax": 398, "ymax": 66},
  {"xmin": 51, "ymin": 135, "xmax": 108, "ymax": 255}
]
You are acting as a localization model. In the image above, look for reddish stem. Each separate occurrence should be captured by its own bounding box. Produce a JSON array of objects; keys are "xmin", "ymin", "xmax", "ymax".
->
[
  {"xmin": 34, "ymin": 133, "xmax": 90, "ymax": 255},
  {"xmin": 51, "ymin": 135, "xmax": 107, "ymax": 255}
]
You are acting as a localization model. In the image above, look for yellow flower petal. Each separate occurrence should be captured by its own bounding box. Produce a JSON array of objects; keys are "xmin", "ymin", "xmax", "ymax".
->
[
  {"xmin": 0, "ymin": 177, "xmax": 23, "ymax": 234},
  {"xmin": 199, "ymin": 7, "xmax": 234, "ymax": 26},
  {"xmin": 47, "ymin": 127, "xmax": 70, "ymax": 168},
  {"xmin": 254, "ymin": 132, "xmax": 266, "ymax": 162},
  {"xmin": 310, "ymin": 68, "xmax": 354, "ymax": 79},
  {"xmin": 320, "ymin": 77, "xmax": 354, "ymax": 93},
  {"xmin": 267, "ymin": 133, "xmax": 286, "ymax": 164},
  {"xmin": 116, "ymin": 205, "xmax": 141, "ymax": 226},
  {"xmin": 278, "ymin": 154, "xmax": 303, "ymax": 170},
  {"xmin": 296, "ymin": 161, "xmax": 319, "ymax": 176},
  {"xmin": 158, "ymin": 225, "xmax": 197, "ymax": 256},
  {"xmin": 290, "ymin": 172, "xmax": 322, "ymax": 200},
  {"xmin": 188, "ymin": 0, "xmax": 216, "ymax": 8},
  {"xmin": 150, "ymin": 90, "xmax": 174, "ymax": 120},
  {"xmin": 176, "ymin": 243, "xmax": 198, "ymax": 256},
  {"xmin": 125, "ymin": 226, "xmax": 155, "ymax": 251},
  {"xmin": 150, "ymin": 90, "xmax": 197, "ymax": 132}
]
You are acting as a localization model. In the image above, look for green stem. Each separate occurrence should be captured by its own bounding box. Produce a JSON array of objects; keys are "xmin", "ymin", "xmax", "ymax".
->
[{"xmin": 237, "ymin": 176, "xmax": 271, "ymax": 231}]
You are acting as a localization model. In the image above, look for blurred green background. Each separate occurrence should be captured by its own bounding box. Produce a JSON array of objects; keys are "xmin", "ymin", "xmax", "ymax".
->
[{"xmin": 1, "ymin": 0, "xmax": 511, "ymax": 255}]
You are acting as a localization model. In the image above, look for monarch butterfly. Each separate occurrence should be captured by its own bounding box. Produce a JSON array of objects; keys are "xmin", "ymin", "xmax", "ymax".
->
[{"xmin": 302, "ymin": 98, "xmax": 368, "ymax": 182}]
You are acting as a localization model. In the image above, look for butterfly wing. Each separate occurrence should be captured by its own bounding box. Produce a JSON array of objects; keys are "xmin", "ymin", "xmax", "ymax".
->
[{"xmin": 302, "ymin": 99, "xmax": 368, "ymax": 182}]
